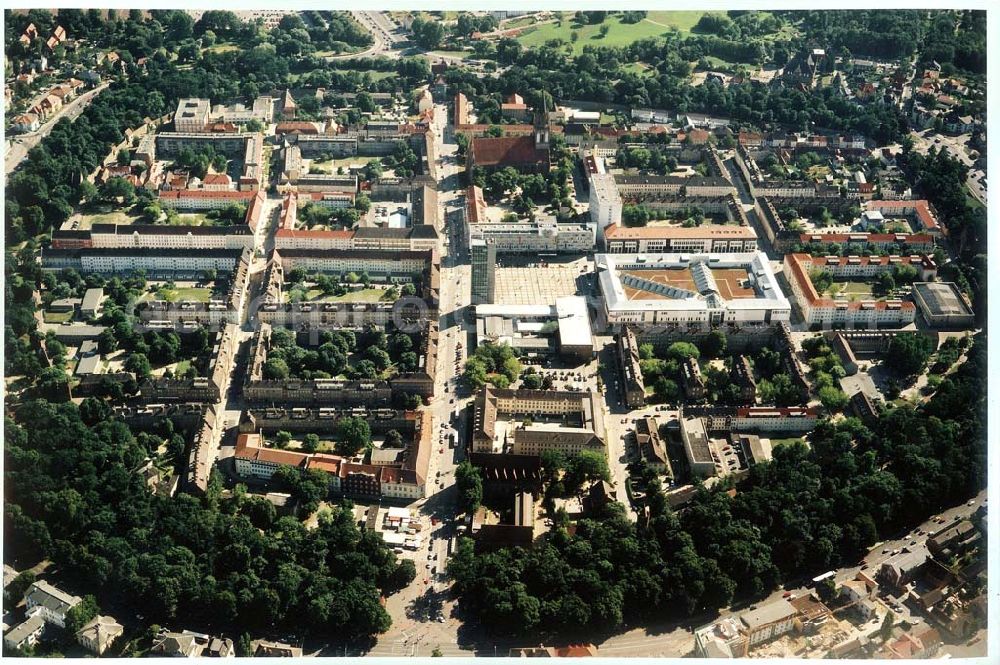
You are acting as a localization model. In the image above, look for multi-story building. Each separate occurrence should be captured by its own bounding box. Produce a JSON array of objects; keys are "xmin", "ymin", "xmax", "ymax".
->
[
  {"xmin": 212, "ymin": 95, "xmax": 274, "ymax": 124},
  {"xmin": 699, "ymin": 406, "xmax": 819, "ymax": 433},
  {"xmin": 783, "ymin": 253, "xmax": 933, "ymax": 327},
  {"xmin": 471, "ymin": 387, "xmax": 607, "ymax": 458},
  {"xmin": 173, "ymin": 98, "xmax": 210, "ymax": 132},
  {"xmin": 41, "ymin": 247, "xmax": 250, "ymax": 278},
  {"xmin": 470, "ymin": 238, "xmax": 497, "ymax": 305},
  {"xmin": 617, "ymin": 326, "xmax": 646, "ymax": 409},
  {"xmin": 694, "ymin": 599, "xmax": 801, "ymax": 657},
  {"xmin": 682, "ymin": 356, "xmax": 706, "ymax": 399},
  {"xmin": 467, "ymin": 219, "xmax": 594, "ymax": 253},
  {"xmin": 603, "ymin": 224, "xmax": 757, "ymax": 254},
  {"xmin": 596, "ymin": 252, "xmax": 790, "ymax": 331},
  {"xmin": 911, "ymin": 282, "xmax": 975, "ymax": 328},
  {"xmin": 589, "ymin": 171, "xmax": 622, "ymax": 243},
  {"xmin": 731, "ymin": 355, "xmax": 757, "ymax": 403},
  {"xmin": 24, "ymin": 581, "xmax": 82, "ymax": 628}
]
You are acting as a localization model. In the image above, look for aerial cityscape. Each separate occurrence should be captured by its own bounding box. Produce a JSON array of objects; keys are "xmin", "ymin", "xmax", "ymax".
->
[{"xmin": 2, "ymin": 7, "xmax": 989, "ymax": 659}]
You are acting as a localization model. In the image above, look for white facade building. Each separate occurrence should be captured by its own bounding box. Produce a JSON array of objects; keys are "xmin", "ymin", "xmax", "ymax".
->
[{"xmin": 597, "ymin": 252, "xmax": 791, "ymax": 329}]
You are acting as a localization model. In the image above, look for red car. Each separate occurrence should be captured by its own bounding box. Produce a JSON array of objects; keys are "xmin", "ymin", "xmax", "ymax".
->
[
  {"xmin": 431, "ymin": 518, "xmax": 440, "ymax": 525},
  {"xmin": 782, "ymin": 591, "xmax": 792, "ymax": 598}
]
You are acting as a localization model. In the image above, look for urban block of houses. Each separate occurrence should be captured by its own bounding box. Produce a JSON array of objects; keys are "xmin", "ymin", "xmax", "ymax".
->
[
  {"xmin": 753, "ymin": 196, "xmax": 935, "ymax": 254},
  {"xmin": 154, "ymin": 131, "xmax": 265, "ymax": 190},
  {"xmin": 471, "ymin": 387, "xmax": 607, "ymax": 458},
  {"xmin": 243, "ymin": 322, "xmax": 437, "ymax": 402},
  {"xmin": 465, "ymin": 185, "xmax": 595, "ymax": 254},
  {"xmin": 234, "ymin": 406, "xmax": 431, "ymax": 501},
  {"xmin": 783, "ymin": 252, "xmax": 936, "ymax": 328}
]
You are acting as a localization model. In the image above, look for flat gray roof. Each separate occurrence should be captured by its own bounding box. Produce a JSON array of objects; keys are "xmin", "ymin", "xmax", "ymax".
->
[
  {"xmin": 913, "ymin": 282, "xmax": 974, "ymax": 317},
  {"xmin": 741, "ymin": 598, "xmax": 798, "ymax": 630}
]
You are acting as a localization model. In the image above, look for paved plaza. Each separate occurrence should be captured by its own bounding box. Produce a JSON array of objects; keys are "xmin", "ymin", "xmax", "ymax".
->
[{"xmin": 493, "ymin": 254, "xmax": 592, "ymax": 305}]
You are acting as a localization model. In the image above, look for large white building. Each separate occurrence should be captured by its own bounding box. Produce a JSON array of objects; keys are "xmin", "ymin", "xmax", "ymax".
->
[
  {"xmin": 174, "ymin": 98, "xmax": 210, "ymax": 132},
  {"xmin": 596, "ymin": 252, "xmax": 790, "ymax": 330},
  {"xmin": 467, "ymin": 219, "xmax": 594, "ymax": 253},
  {"xmin": 588, "ymin": 171, "xmax": 622, "ymax": 243},
  {"xmin": 604, "ymin": 224, "xmax": 757, "ymax": 254}
]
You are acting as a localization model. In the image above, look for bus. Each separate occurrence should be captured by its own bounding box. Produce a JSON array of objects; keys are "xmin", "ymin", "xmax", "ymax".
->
[{"xmin": 811, "ymin": 570, "xmax": 836, "ymax": 585}]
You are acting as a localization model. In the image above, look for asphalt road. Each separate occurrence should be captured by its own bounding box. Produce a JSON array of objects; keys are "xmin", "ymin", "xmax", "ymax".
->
[{"xmin": 5, "ymin": 82, "xmax": 110, "ymax": 175}]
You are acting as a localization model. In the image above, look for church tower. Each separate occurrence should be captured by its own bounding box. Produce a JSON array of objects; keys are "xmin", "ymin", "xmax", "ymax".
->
[{"xmin": 533, "ymin": 97, "xmax": 550, "ymax": 150}]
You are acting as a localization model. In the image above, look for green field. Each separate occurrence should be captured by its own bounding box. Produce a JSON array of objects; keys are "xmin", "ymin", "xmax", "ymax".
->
[
  {"xmin": 516, "ymin": 14, "xmax": 707, "ymax": 55},
  {"xmin": 203, "ymin": 43, "xmax": 239, "ymax": 54},
  {"xmin": 75, "ymin": 208, "xmax": 143, "ymax": 229},
  {"xmin": 830, "ymin": 281, "xmax": 874, "ymax": 299},
  {"xmin": 330, "ymin": 68, "xmax": 397, "ymax": 81},
  {"xmin": 43, "ymin": 310, "xmax": 75, "ymax": 324},
  {"xmin": 309, "ymin": 157, "xmax": 374, "ymax": 173},
  {"xmin": 646, "ymin": 10, "xmax": 720, "ymax": 35},
  {"xmin": 622, "ymin": 62, "xmax": 653, "ymax": 76},
  {"xmin": 152, "ymin": 286, "xmax": 219, "ymax": 302},
  {"xmin": 770, "ymin": 436, "xmax": 806, "ymax": 449},
  {"xmin": 171, "ymin": 213, "xmax": 215, "ymax": 226}
]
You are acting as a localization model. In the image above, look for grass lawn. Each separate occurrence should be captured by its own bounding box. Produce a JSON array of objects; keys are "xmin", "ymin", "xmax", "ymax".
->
[
  {"xmin": 518, "ymin": 15, "xmax": 693, "ymax": 55},
  {"xmin": 43, "ymin": 310, "xmax": 75, "ymax": 324},
  {"xmin": 330, "ymin": 69, "xmax": 396, "ymax": 81},
  {"xmin": 622, "ymin": 62, "xmax": 652, "ymax": 76},
  {"xmin": 699, "ymin": 55, "xmax": 738, "ymax": 69},
  {"xmin": 173, "ymin": 359, "xmax": 192, "ymax": 376},
  {"xmin": 646, "ymin": 10, "xmax": 719, "ymax": 35},
  {"xmin": 75, "ymin": 208, "xmax": 143, "ymax": 229},
  {"xmin": 152, "ymin": 286, "xmax": 218, "ymax": 302},
  {"xmin": 770, "ymin": 436, "xmax": 806, "ymax": 449},
  {"xmin": 504, "ymin": 16, "xmax": 539, "ymax": 30},
  {"xmin": 170, "ymin": 213, "xmax": 215, "ymax": 226},
  {"xmin": 831, "ymin": 281, "xmax": 874, "ymax": 299},
  {"xmin": 304, "ymin": 287, "xmax": 388, "ymax": 303},
  {"xmin": 309, "ymin": 156, "xmax": 374, "ymax": 172},
  {"xmin": 203, "ymin": 43, "xmax": 240, "ymax": 54},
  {"xmin": 807, "ymin": 165, "xmax": 831, "ymax": 179}
]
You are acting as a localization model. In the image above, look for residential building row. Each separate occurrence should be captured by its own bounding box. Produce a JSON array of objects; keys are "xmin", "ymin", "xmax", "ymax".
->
[
  {"xmin": 783, "ymin": 252, "xmax": 936, "ymax": 327},
  {"xmin": 234, "ymin": 408, "xmax": 431, "ymax": 500}
]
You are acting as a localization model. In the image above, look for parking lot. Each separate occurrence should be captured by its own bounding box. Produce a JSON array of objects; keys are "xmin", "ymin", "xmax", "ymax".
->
[{"xmin": 493, "ymin": 254, "xmax": 592, "ymax": 305}]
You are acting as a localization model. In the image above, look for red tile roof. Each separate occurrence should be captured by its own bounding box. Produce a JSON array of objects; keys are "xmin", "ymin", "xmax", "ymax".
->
[
  {"xmin": 159, "ymin": 190, "xmax": 256, "ymax": 201},
  {"xmin": 469, "ymin": 136, "xmax": 548, "ymax": 168},
  {"xmin": 203, "ymin": 173, "xmax": 232, "ymax": 186},
  {"xmin": 275, "ymin": 229, "xmax": 356, "ymax": 240},
  {"xmin": 867, "ymin": 200, "xmax": 942, "ymax": 234},
  {"xmin": 275, "ymin": 122, "xmax": 319, "ymax": 135}
]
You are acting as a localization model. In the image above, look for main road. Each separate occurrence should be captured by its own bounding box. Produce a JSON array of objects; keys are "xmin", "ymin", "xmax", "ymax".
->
[{"xmin": 5, "ymin": 81, "xmax": 110, "ymax": 175}]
